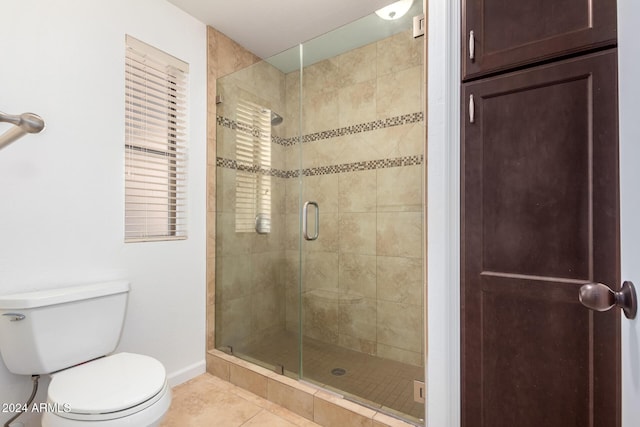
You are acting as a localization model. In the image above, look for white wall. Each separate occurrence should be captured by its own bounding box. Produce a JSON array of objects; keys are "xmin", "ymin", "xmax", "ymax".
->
[
  {"xmin": 618, "ymin": 1, "xmax": 640, "ymax": 425},
  {"xmin": 0, "ymin": 1, "xmax": 207, "ymax": 425},
  {"xmin": 427, "ymin": 0, "xmax": 461, "ymax": 425}
]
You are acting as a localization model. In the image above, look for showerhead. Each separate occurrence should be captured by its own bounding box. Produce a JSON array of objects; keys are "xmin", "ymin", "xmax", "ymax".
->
[{"xmin": 271, "ymin": 111, "xmax": 283, "ymax": 126}]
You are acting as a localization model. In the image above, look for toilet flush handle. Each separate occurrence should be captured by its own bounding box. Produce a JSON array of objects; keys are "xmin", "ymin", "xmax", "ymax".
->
[{"xmin": 2, "ymin": 313, "xmax": 25, "ymax": 321}]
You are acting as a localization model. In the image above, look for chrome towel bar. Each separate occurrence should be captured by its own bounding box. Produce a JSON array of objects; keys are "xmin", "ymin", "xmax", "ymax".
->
[{"xmin": 0, "ymin": 111, "xmax": 45, "ymax": 150}]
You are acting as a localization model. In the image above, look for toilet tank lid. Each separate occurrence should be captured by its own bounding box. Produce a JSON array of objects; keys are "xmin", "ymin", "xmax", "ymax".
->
[{"xmin": 0, "ymin": 280, "xmax": 130, "ymax": 310}]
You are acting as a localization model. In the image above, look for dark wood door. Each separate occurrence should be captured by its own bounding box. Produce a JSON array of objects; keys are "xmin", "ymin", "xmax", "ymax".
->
[
  {"xmin": 462, "ymin": 0, "xmax": 617, "ymax": 80},
  {"xmin": 461, "ymin": 50, "xmax": 619, "ymax": 427}
]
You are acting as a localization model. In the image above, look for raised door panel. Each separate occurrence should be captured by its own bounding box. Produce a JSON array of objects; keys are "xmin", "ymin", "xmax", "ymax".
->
[
  {"xmin": 461, "ymin": 50, "xmax": 619, "ymax": 427},
  {"xmin": 462, "ymin": 0, "xmax": 617, "ymax": 80}
]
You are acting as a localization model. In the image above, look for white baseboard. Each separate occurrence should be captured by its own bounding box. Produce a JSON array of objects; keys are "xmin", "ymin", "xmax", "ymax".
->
[{"xmin": 166, "ymin": 359, "xmax": 206, "ymax": 387}]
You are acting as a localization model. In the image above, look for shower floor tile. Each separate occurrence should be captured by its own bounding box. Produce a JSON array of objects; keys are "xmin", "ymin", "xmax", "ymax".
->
[{"xmin": 238, "ymin": 330, "xmax": 425, "ymax": 422}]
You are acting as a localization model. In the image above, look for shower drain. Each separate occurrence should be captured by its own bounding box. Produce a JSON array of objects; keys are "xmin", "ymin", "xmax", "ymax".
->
[{"xmin": 331, "ymin": 367, "xmax": 347, "ymax": 376}]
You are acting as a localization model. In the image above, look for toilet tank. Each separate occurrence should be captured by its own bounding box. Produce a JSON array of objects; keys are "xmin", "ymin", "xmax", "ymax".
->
[{"xmin": 0, "ymin": 280, "xmax": 129, "ymax": 375}]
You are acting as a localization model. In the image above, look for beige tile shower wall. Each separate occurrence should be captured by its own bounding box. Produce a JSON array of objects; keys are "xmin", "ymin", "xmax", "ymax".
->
[
  {"xmin": 215, "ymin": 170, "xmax": 288, "ymax": 351},
  {"xmin": 285, "ymin": 29, "xmax": 425, "ymax": 367},
  {"xmin": 208, "ymin": 27, "xmax": 424, "ymax": 367},
  {"xmin": 214, "ymin": 53, "xmax": 290, "ymax": 352},
  {"xmin": 207, "ymin": 26, "xmax": 262, "ymax": 352}
]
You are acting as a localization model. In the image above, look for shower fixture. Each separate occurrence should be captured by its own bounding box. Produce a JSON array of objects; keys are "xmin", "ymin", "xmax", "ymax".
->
[
  {"xmin": 270, "ymin": 111, "xmax": 283, "ymax": 126},
  {"xmin": 0, "ymin": 111, "xmax": 45, "ymax": 150}
]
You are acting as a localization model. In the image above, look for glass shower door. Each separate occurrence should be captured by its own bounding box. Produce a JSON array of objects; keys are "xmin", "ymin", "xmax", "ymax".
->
[
  {"xmin": 214, "ymin": 54, "xmax": 301, "ymax": 378},
  {"xmin": 298, "ymin": 3, "xmax": 426, "ymax": 422},
  {"xmin": 214, "ymin": 2, "xmax": 426, "ymax": 422}
]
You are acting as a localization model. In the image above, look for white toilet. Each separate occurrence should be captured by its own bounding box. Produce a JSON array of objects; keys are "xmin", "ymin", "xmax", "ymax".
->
[{"xmin": 0, "ymin": 280, "xmax": 171, "ymax": 426}]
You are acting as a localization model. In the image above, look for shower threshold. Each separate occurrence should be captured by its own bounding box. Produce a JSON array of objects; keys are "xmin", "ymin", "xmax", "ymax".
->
[
  {"xmin": 211, "ymin": 330, "xmax": 424, "ymax": 425},
  {"xmin": 207, "ymin": 348, "xmax": 423, "ymax": 427}
]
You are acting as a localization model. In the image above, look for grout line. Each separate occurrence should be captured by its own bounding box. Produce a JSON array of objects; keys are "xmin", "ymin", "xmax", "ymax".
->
[{"xmin": 238, "ymin": 409, "xmax": 264, "ymax": 427}]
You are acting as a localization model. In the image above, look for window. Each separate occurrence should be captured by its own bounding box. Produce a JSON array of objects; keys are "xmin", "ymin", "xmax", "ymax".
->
[
  {"xmin": 235, "ymin": 100, "xmax": 271, "ymax": 234},
  {"xmin": 124, "ymin": 35, "xmax": 188, "ymax": 242}
]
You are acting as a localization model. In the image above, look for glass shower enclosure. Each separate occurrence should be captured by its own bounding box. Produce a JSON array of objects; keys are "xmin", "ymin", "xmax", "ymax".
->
[{"xmin": 214, "ymin": 3, "xmax": 425, "ymax": 423}]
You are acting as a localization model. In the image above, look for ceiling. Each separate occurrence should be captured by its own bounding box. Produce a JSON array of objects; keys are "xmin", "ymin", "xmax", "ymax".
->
[
  {"xmin": 167, "ymin": 0, "xmax": 400, "ymax": 59},
  {"xmin": 267, "ymin": 1, "xmax": 422, "ymax": 73}
]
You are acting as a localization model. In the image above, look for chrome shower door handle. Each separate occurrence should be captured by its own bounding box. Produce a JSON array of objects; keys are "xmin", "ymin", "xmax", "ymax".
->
[
  {"xmin": 579, "ymin": 281, "xmax": 637, "ymax": 319},
  {"xmin": 302, "ymin": 201, "xmax": 319, "ymax": 241}
]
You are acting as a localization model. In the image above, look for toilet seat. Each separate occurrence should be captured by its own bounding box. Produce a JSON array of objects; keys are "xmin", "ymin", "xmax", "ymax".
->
[{"xmin": 47, "ymin": 352, "xmax": 167, "ymax": 421}]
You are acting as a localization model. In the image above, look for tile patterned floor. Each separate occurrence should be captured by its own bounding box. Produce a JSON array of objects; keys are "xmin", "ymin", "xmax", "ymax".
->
[
  {"xmin": 238, "ymin": 330, "xmax": 425, "ymax": 422},
  {"xmin": 161, "ymin": 374, "xmax": 321, "ymax": 427}
]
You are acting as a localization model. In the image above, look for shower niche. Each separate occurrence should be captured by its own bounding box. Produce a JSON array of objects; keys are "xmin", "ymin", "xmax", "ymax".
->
[{"xmin": 213, "ymin": 2, "xmax": 425, "ymax": 423}]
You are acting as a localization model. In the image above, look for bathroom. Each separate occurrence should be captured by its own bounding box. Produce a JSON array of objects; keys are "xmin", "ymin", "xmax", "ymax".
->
[
  {"xmin": 2, "ymin": 0, "xmax": 639, "ymax": 426},
  {"xmin": 0, "ymin": 0, "xmax": 427, "ymax": 425}
]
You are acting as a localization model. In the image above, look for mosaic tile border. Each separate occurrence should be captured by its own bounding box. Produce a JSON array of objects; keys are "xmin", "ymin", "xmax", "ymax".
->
[
  {"xmin": 301, "ymin": 155, "xmax": 423, "ymax": 176},
  {"xmin": 296, "ymin": 112, "xmax": 423, "ymax": 146},
  {"xmin": 216, "ymin": 157, "xmax": 289, "ymax": 178},
  {"xmin": 216, "ymin": 154, "xmax": 423, "ymax": 178},
  {"xmin": 216, "ymin": 116, "xmax": 289, "ymax": 146},
  {"xmin": 216, "ymin": 112, "xmax": 423, "ymax": 147}
]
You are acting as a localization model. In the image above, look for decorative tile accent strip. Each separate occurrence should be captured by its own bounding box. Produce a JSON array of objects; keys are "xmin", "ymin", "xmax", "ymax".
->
[
  {"xmin": 216, "ymin": 155, "xmax": 424, "ymax": 178},
  {"xmin": 216, "ymin": 116, "xmax": 263, "ymax": 139},
  {"xmin": 216, "ymin": 112, "xmax": 424, "ymax": 147},
  {"xmin": 216, "ymin": 157, "xmax": 290, "ymax": 178},
  {"xmin": 272, "ymin": 135, "xmax": 288, "ymax": 146},
  {"xmin": 297, "ymin": 112, "xmax": 424, "ymax": 146},
  {"xmin": 302, "ymin": 155, "xmax": 423, "ymax": 176}
]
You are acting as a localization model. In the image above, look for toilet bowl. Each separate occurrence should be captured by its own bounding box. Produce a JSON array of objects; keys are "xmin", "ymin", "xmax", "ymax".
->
[
  {"xmin": 0, "ymin": 281, "xmax": 172, "ymax": 427},
  {"xmin": 42, "ymin": 353, "xmax": 171, "ymax": 427}
]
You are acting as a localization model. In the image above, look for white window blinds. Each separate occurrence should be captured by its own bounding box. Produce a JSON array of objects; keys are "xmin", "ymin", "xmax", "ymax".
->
[
  {"xmin": 235, "ymin": 100, "xmax": 271, "ymax": 234},
  {"xmin": 124, "ymin": 35, "xmax": 188, "ymax": 242}
]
